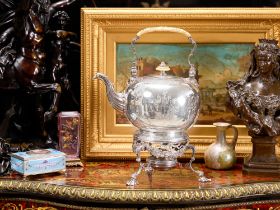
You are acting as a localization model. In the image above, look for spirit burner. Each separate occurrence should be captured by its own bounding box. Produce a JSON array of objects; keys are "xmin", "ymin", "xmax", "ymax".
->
[{"xmin": 95, "ymin": 27, "xmax": 211, "ymax": 186}]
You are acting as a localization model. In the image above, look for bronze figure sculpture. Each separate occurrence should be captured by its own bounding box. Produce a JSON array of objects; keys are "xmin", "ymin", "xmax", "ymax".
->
[
  {"xmin": 47, "ymin": 10, "xmax": 80, "ymax": 110},
  {"xmin": 227, "ymin": 39, "xmax": 280, "ymax": 173},
  {"xmin": 0, "ymin": 0, "xmax": 76, "ymax": 148}
]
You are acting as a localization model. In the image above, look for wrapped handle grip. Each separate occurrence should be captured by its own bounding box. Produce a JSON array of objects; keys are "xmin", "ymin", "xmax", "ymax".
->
[{"xmin": 136, "ymin": 26, "xmax": 192, "ymax": 39}]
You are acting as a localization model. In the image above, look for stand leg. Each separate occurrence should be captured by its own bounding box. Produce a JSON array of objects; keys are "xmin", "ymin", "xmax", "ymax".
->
[
  {"xmin": 126, "ymin": 163, "xmax": 145, "ymax": 186},
  {"xmin": 127, "ymin": 131, "xmax": 147, "ymax": 187},
  {"xmin": 145, "ymin": 162, "xmax": 153, "ymax": 185},
  {"xmin": 185, "ymin": 144, "xmax": 211, "ymax": 182}
]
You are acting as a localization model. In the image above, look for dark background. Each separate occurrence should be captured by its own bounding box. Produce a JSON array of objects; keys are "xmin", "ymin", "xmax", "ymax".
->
[
  {"xmin": 0, "ymin": 0, "xmax": 279, "ymax": 144},
  {"xmin": 90, "ymin": 0, "xmax": 279, "ymax": 7}
]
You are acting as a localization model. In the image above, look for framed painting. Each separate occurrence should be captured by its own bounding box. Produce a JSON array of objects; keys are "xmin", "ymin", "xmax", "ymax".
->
[{"xmin": 81, "ymin": 8, "xmax": 280, "ymax": 160}]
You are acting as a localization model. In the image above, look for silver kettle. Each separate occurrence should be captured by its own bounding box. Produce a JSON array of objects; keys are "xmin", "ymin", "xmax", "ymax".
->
[{"xmin": 95, "ymin": 26, "xmax": 210, "ymax": 186}]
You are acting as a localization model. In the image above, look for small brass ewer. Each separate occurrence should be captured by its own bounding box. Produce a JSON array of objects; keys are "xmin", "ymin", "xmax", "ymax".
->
[{"xmin": 204, "ymin": 122, "xmax": 238, "ymax": 170}]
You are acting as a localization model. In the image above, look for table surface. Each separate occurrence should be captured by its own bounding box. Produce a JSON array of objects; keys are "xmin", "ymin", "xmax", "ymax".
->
[
  {"xmin": 3, "ymin": 161, "xmax": 280, "ymax": 189},
  {"xmin": 1, "ymin": 161, "xmax": 280, "ymax": 207}
]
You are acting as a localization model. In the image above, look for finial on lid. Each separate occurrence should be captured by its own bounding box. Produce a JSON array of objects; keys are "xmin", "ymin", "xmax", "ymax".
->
[{"xmin": 156, "ymin": 61, "xmax": 170, "ymax": 72}]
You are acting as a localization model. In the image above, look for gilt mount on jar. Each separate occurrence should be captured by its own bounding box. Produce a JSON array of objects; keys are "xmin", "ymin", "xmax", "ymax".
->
[{"xmin": 227, "ymin": 39, "xmax": 280, "ymax": 173}]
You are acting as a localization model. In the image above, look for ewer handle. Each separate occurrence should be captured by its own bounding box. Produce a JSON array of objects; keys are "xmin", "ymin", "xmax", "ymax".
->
[
  {"xmin": 228, "ymin": 125, "xmax": 238, "ymax": 149},
  {"xmin": 130, "ymin": 26, "xmax": 197, "ymax": 82}
]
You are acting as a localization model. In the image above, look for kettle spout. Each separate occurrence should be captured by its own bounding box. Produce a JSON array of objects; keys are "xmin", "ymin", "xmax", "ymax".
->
[{"xmin": 94, "ymin": 73, "xmax": 126, "ymax": 113}]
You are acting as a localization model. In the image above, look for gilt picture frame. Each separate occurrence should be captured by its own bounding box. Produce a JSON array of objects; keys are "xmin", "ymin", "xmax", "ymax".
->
[{"xmin": 81, "ymin": 8, "xmax": 280, "ymax": 160}]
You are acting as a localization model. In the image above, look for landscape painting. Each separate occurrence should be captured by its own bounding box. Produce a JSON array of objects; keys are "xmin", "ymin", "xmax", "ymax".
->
[{"xmin": 115, "ymin": 43, "xmax": 254, "ymax": 125}]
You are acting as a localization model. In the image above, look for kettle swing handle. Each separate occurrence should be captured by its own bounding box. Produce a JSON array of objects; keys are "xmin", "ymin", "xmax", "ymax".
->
[{"xmin": 129, "ymin": 26, "xmax": 197, "ymax": 81}]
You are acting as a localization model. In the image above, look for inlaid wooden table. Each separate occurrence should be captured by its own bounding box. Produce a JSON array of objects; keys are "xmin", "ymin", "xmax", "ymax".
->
[{"xmin": 1, "ymin": 161, "xmax": 280, "ymax": 209}]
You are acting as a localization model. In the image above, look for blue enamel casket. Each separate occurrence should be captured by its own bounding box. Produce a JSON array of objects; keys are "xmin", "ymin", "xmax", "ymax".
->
[{"xmin": 11, "ymin": 149, "xmax": 66, "ymax": 176}]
